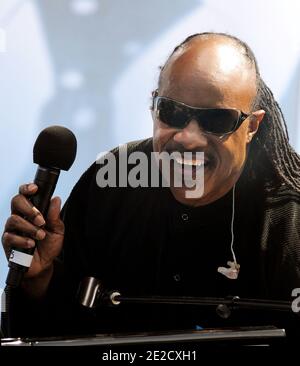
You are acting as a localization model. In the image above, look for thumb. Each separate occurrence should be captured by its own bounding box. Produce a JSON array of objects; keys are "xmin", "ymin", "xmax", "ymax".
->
[{"xmin": 46, "ymin": 196, "xmax": 64, "ymax": 235}]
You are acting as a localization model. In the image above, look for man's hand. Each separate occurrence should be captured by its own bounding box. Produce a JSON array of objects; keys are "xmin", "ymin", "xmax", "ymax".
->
[{"xmin": 2, "ymin": 183, "xmax": 64, "ymax": 293}]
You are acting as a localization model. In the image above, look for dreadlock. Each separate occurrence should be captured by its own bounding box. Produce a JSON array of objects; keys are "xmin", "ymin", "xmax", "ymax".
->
[{"xmin": 158, "ymin": 32, "xmax": 300, "ymax": 192}]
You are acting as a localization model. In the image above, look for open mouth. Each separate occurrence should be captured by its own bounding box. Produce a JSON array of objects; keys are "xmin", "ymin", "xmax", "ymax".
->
[
  {"xmin": 173, "ymin": 154, "xmax": 211, "ymax": 169},
  {"xmin": 159, "ymin": 150, "xmax": 216, "ymax": 186}
]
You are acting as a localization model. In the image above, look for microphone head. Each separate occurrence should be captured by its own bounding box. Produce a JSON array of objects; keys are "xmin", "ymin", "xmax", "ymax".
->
[{"xmin": 33, "ymin": 125, "xmax": 77, "ymax": 171}]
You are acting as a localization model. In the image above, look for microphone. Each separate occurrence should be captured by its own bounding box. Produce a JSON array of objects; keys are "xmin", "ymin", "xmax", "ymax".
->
[{"xmin": 5, "ymin": 125, "xmax": 77, "ymax": 288}]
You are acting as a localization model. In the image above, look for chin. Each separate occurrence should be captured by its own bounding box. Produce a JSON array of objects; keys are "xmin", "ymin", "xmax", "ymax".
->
[{"xmin": 170, "ymin": 186, "xmax": 207, "ymax": 207}]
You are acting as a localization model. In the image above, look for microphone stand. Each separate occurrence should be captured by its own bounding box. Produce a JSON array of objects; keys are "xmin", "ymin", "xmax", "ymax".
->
[
  {"xmin": 77, "ymin": 277, "xmax": 294, "ymax": 320},
  {"xmin": 106, "ymin": 294, "xmax": 292, "ymax": 319}
]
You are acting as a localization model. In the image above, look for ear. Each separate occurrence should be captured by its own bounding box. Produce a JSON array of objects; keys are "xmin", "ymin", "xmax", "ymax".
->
[
  {"xmin": 247, "ymin": 110, "xmax": 265, "ymax": 143},
  {"xmin": 150, "ymin": 89, "xmax": 158, "ymax": 125}
]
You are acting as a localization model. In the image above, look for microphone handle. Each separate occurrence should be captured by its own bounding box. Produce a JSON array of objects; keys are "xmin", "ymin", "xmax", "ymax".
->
[
  {"xmin": 6, "ymin": 166, "xmax": 60, "ymax": 288},
  {"xmin": 31, "ymin": 166, "xmax": 60, "ymax": 216}
]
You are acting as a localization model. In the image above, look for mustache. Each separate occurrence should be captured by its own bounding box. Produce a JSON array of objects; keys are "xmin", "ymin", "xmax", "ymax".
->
[{"xmin": 163, "ymin": 144, "xmax": 215, "ymax": 161}]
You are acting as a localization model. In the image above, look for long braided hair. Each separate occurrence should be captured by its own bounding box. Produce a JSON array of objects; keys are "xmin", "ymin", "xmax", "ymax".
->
[{"xmin": 159, "ymin": 32, "xmax": 300, "ymax": 192}]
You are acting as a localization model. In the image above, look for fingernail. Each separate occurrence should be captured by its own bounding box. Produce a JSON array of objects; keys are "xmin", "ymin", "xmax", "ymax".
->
[
  {"xmin": 32, "ymin": 207, "xmax": 45, "ymax": 226},
  {"xmin": 27, "ymin": 239, "xmax": 35, "ymax": 248},
  {"xmin": 34, "ymin": 215, "xmax": 46, "ymax": 227},
  {"xmin": 53, "ymin": 196, "xmax": 61, "ymax": 206},
  {"xmin": 36, "ymin": 229, "xmax": 46, "ymax": 240},
  {"xmin": 28, "ymin": 183, "xmax": 36, "ymax": 192}
]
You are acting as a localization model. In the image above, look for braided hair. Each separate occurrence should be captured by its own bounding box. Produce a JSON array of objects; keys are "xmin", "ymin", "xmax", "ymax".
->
[{"xmin": 158, "ymin": 32, "xmax": 300, "ymax": 191}]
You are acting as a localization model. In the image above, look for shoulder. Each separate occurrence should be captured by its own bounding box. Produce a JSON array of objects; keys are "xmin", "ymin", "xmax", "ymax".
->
[
  {"xmin": 105, "ymin": 137, "xmax": 153, "ymax": 159},
  {"xmin": 64, "ymin": 137, "xmax": 153, "ymax": 201},
  {"xmin": 261, "ymin": 184, "xmax": 300, "ymax": 237},
  {"xmin": 264, "ymin": 184, "xmax": 300, "ymax": 211},
  {"xmin": 72, "ymin": 138, "xmax": 153, "ymax": 185}
]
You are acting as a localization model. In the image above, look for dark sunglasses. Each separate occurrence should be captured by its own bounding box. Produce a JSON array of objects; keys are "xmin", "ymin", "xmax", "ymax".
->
[{"xmin": 151, "ymin": 94, "xmax": 250, "ymax": 136}]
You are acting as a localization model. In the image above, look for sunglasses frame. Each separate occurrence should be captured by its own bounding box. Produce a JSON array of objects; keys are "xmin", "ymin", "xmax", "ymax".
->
[{"xmin": 151, "ymin": 92, "xmax": 250, "ymax": 136}]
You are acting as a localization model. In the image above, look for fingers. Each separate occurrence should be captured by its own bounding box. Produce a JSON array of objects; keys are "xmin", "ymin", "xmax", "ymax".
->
[
  {"xmin": 18, "ymin": 183, "xmax": 38, "ymax": 196},
  {"xmin": 47, "ymin": 197, "xmax": 61, "ymax": 222},
  {"xmin": 4, "ymin": 215, "xmax": 46, "ymax": 241},
  {"xmin": 2, "ymin": 232, "xmax": 35, "ymax": 252},
  {"xmin": 46, "ymin": 197, "xmax": 64, "ymax": 235},
  {"xmin": 2, "ymin": 183, "xmax": 47, "ymax": 256},
  {"xmin": 2, "ymin": 214, "xmax": 46, "ymax": 257},
  {"xmin": 2, "ymin": 183, "xmax": 64, "ymax": 262},
  {"xmin": 11, "ymin": 194, "xmax": 45, "ymax": 227},
  {"xmin": 2, "ymin": 226, "xmax": 43, "ymax": 259}
]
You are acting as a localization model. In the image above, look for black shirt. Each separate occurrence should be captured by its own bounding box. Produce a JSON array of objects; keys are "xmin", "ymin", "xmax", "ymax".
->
[{"xmin": 9, "ymin": 138, "xmax": 300, "ymax": 337}]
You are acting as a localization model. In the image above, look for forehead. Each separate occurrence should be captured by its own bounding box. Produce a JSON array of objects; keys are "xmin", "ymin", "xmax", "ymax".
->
[{"xmin": 159, "ymin": 38, "xmax": 257, "ymax": 111}]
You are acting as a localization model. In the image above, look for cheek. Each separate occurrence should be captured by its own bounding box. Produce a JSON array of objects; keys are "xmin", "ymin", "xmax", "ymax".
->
[
  {"xmin": 220, "ymin": 132, "xmax": 248, "ymax": 170},
  {"xmin": 153, "ymin": 121, "xmax": 174, "ymax": 152}
]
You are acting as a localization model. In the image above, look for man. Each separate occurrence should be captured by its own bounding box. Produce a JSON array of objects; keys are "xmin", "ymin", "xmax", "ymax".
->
[{"xmin": 2, "ymin": 32, "xmax": 300, "ymax": 338}]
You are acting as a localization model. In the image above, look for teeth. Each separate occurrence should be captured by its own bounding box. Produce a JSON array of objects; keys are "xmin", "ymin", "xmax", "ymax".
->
[{"xmin": 174, "ymin": 155, "xmax": 206, "ymax": 167}]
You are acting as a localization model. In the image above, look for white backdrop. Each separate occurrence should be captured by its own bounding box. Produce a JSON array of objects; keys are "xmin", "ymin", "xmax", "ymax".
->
[{"xmin": 1, "ymin": 0, "xmax": 300, "ymax": 289}]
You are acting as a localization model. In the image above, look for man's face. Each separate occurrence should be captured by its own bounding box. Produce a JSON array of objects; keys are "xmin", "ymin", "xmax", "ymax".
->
[{"xmin": 152, "ymin": 38, "xmax": 265, "ymax": 206}]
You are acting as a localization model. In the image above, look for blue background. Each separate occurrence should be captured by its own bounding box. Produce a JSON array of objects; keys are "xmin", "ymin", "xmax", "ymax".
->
[{"xmin": 1, "ymin": 0, "xmax": 300, "ymax": 292}]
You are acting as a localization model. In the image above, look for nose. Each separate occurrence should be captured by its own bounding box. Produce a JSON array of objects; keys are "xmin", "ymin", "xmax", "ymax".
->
[{"xmin": 173, "ymin": 120, "xmax": 209, "ymax": 150}]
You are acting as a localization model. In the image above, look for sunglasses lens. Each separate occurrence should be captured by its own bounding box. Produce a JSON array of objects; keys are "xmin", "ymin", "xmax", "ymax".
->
[
  {"xmin": 157, "ymin": 98, "xmax": 190, "ymax": 128},
  {"xmin": 155, "ymin": 97, "xmax": 241, "ymax": 134},
  {"xmin": 198, "ymin": 109, "xmax": 239, "ymax": 134}
]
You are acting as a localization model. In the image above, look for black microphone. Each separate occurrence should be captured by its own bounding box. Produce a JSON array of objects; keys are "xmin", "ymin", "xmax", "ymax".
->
[{"xmin": 5, "ymin": 125, "xmax": 77, "ymax": 288}]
